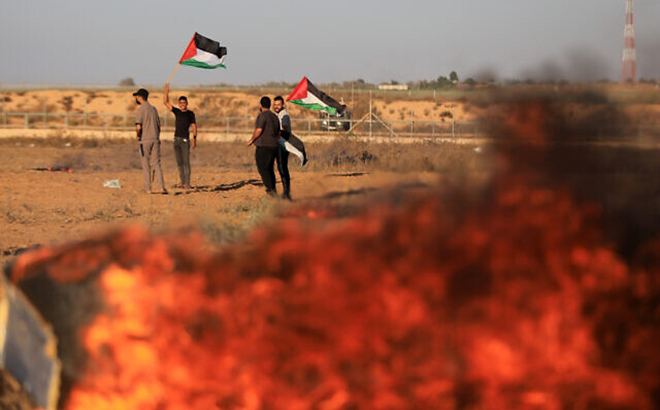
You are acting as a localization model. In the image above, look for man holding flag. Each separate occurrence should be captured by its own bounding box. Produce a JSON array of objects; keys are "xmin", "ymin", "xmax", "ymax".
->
[
  {"xmin": 273, "ymin": 96, "xmax": 292, "ymax": 200},
  {"xmin": 164, "ymin": 83, "xmax": 197, "ymax": 189},
  {"xmin": 147, "ymin": 32, "xmax": 224, "ymax": 192}
]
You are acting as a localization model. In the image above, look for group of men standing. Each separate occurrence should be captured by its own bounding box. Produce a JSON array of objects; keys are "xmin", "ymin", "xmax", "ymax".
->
[
  {"xmin": 132, "ymin": 85, "xmax": 196, "ymax": 194},
  {"xmin": 247, "ymin": 95, "xmax": 296, "ymax": 200},
  {"xmin": 133, "ymin": 87, "xmax": 303, "ymax": 200}
]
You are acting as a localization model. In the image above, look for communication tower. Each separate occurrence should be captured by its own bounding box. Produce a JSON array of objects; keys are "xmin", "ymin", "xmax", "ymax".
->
[{"xmin": 622, "ymin": 0, "xmax": 637, "ymax": 83}]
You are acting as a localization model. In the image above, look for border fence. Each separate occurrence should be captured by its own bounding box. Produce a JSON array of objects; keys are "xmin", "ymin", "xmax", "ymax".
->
[
  {"xmin": 0, "ymin": 110, "xmax": 482, "ymax": 140},
  {"xmin": 6, "ymin": 85, "xmax": 658, "ymax": 140}
]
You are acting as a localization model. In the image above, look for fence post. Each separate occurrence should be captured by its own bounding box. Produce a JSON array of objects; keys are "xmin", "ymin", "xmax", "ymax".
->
[
  {"xmin": 43, "ymin": 99, "xmax": 47, "ymax": 128},
  {"xmin": 351, "ymin": 83, "xmax": 354, "ymax": 112},
  {"xmin": 65, "ymin": 114, "xmax": 69, "ymax": 130},
  {"xmin": 410, "ymin": 107, "xmax": 413, "ymax": 138},
  {"xmin": 123, "ymin": 101, "xmax": 127, "ymax": 128},
  {"xmin": 451, "ymin": 105, "xmax": 455, "ymax": 138},
  {"xmin": 308, "ymin": 119, "xmax": 311, "ymax": 132},
  {"xmin": 369, "ymin": 90, "xmax": 372, "ymax": 138},
  {"xmin": 245, "ymin": 102, "xmax": 248, "ymax": 133},
  {"xmin": 25, "ymin": 113, "xmax": 28, "ymax": 129},
  {"xmin": 84, "ymin": 98, "xmax": 88, "ymax": 128},
  {"xmin": 432, "ymin": 121, "xmax": 435, "ymax": 140}
]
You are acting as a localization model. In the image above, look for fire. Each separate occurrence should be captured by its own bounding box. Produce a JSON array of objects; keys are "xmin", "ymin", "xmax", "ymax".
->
[{"xmin": 9, "ymin": 179, "xmax": 660, "ymax": 410}]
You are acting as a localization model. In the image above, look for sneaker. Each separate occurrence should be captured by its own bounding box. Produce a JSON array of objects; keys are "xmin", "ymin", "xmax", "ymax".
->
[
  {"xmin": 266, "ymin": 190, "xmax": 278, "ymax": 197},
  {"xmin": 281, "ymin": 193, "xmax": 292, "ymax": 201}
]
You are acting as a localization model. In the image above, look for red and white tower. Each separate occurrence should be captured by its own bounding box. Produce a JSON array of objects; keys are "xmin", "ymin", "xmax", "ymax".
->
[{"xmin": 622, "ymin": 0, "xmax": 637, "ymax": 83}]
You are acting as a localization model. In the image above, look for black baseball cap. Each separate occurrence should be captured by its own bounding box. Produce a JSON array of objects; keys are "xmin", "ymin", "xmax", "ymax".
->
[{"xmin": 133, "ymin": 88, "xmax": 149, "ymax": 98}]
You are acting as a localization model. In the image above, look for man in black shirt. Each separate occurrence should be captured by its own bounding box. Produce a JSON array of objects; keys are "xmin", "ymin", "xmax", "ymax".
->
[
  {"xmin": 247, "ymin": 96, "xmax": 280, "ymax": 197},
  {"xmin": 164, "ymin": 83, "xmax": 197, "ymax": 189}
]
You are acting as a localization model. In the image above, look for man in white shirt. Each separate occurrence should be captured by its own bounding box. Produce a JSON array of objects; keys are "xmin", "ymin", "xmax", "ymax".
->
[{"xmin": 273, "ymin": 96, "xmax": 295, "ymax": 200}]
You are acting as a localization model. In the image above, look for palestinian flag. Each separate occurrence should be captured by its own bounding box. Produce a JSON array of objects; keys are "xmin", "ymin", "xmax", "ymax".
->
[
  {"xmin": 179, "ymin": 32, "xmax": 227, "ymax": 69},
  {"xmin": 286, "ymin": 77, "xmax": 345, "ymax": 115}
]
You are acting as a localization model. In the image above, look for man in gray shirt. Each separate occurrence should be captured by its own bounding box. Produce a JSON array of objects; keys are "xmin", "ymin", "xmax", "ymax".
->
[{"xmin": 134, "ymin": 88, "xmax": 166, "ymax": 194}]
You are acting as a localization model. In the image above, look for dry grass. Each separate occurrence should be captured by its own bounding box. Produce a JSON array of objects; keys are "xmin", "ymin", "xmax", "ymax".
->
[
  {"xmin": 199, "ymin": 197, "xmax": 280, "ymax": 244},
  {"xmin": 0, "ymin": 136, "xmax": 485, "ymax": 175},
  {"xmin": 303, "ymin": 138, "xmax": 485, "ymax": 174}
]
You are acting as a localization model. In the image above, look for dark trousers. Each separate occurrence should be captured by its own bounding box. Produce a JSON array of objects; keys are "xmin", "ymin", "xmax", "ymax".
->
[
  {"xmin": 255, "ymin": 146, "xmax": 278, "ymax": 194},
  {"xmin": 173, "ymin": 137, "xmax": 191, "ymax": 186},
  {"xmin": 276, "ymin": 147, "xmax": 290, "ymax": 195}
]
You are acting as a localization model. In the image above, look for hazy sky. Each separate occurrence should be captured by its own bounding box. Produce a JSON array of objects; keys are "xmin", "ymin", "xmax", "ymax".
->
[{"xmin": 1, "ymin": 0, "xmax": 659, "ymax": 86}]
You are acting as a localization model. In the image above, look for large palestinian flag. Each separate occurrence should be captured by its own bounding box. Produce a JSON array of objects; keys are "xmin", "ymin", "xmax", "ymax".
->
[
  {"xmin": 179, "ymin": 33, "xmax": 227, "ymax": 69},
  {"xmin": 286, "ymin": 77, "xmax": 345, "ymax": 115}
]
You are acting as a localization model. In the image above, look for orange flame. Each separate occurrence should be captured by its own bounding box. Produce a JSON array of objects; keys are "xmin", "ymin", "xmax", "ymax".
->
[{"xmin": 11, "ymin": 181, "xmax": 659, "ymax": 410}]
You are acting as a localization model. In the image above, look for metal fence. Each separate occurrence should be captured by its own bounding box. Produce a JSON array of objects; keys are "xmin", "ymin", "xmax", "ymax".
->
[{"xmin": 0, "ymin": 111, "xmax": 482, "ymax": 139}]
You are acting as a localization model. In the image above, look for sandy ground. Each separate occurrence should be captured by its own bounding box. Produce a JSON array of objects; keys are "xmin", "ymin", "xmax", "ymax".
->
[
  {"xmin": 2, "ymin": 84, "xmax": 659, "ymax": 124},
  {"xmin": 2, "ymin": 84, "xmax": 659, "ymax": 266},
  {"xmin": 4, "ymin": 85, "xmax": 658, "ymax": 127},
  {"xmin": 0, "ymin": 141, "xmax": 441, "ymax": 265}
]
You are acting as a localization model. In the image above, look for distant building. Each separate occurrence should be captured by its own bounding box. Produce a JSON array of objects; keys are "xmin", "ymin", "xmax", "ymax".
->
[{"xmin": 378, "ymin": 84, "xmax": 409, "ymax": 91}]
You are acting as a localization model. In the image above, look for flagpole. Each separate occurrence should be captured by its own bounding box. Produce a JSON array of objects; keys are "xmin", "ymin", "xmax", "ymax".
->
[{"xmin": 166, "ymin": 62, "xmax": 181, "ymax": 85}]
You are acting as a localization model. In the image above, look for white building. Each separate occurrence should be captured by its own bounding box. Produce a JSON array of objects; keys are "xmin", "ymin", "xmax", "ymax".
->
[{"xmin": 377, "ymin": 84, "xmax": 409, "ymax": 91}]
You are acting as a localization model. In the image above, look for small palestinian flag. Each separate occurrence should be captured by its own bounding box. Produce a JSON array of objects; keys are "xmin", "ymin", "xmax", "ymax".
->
[
  {"xmin": 286, "ymin": 77, "xmax": 345, "ymax": 115},
  {"xmin": 179, "ymin": 32, "xmax": 227, "ymax": 69}
]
